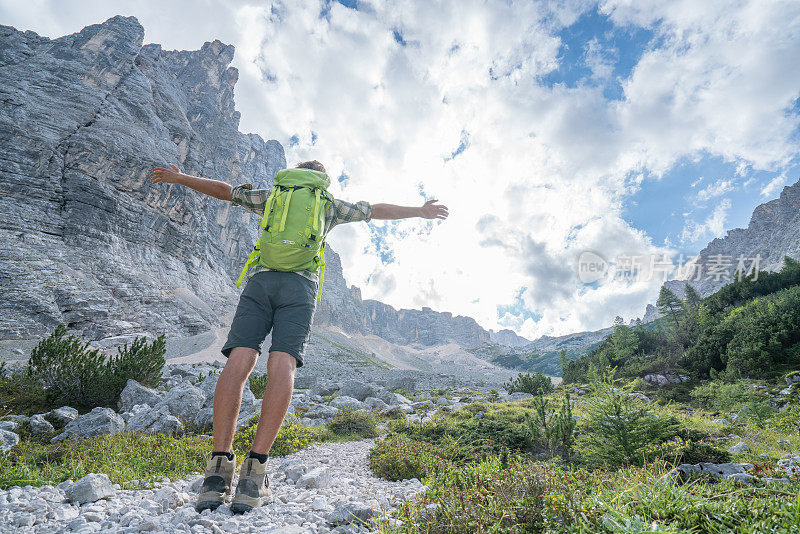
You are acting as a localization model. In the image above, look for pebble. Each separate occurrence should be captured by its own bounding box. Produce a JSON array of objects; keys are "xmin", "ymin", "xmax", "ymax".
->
[{"xmin": 0, "ymin": 439, "xmax": 424, "ymax": 533}]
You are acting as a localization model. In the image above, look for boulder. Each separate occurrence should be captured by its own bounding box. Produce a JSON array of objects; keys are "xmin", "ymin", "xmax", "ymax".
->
[
  {"xmin": 327, "ymin": 502, "xmax": 374, "ymax": 526},
  {"xmin": 197, "ymin": 372, "xmax": 221, "ymax": 405},
  {"xmin": 305, "ymin": 404, "xmax": 338, "ymax": 419},
  {"xmin": 49, "ymin": 407, "xmax": 79, "ymax": 425},
  {"xmin": 0, "ymin": 421, "xmax": 19, "ymax": 432},
  {"xmin": 29, "ymin": 414, "xmax": 55, "ymax": 435},
  {"xmin": 712, "ymin": 418, "xmax": 729, "ymax": 426},
  {"xmin": 662, "ymin": 462, "xmax": 755, "ymax": 485},
  {"xmin": 294, "ymin": 375, "xmax": 317, "ymax": 389},
  {"xmin": 363, "ymin": 397, "xmax": 388, "ymax": 411},
  {"xmin": 193, "ymin": 407, "xmax": 214, "ymax": 428},
  {"xmin": 66, "ymin": 473, "xmax": 116, "ymax": 504},
  {"xmin": 330, "ymin": 396, "xmax": 363, "ymax": 410},
  {"xmin": 296, "ymin": 467, "xmax": 331, "ymax": 489},
  {"xmin": 311, "ymin": 382, "xmax": 340, "ymax": 397},
  {"xmin": 0, "ymin": 429, "xmax": 19, "ymax": 452},
  {"xmin": 337, "ymin": 381, "xmax": 378, "ymax": 401},
  {"xmin": 280, "ymin": 461, "xmax": 308, "ymax": 484},
  {"xmin": 156, "ymin": 382, "xmax": 205, "ymax": 421},
  {"xmin": 126, "ymin": 404, "xmax": 182, "ymax": 436},
  {"xmin": 730, "ymin": 442, "xmax": 750, "ymax": 454},
  {"xmin": 2, "ymin": 415, "xmax": 29, "ymax": 424},
  {"xmin": 241, "ymin": 382, "xmax": 258, "ymax": 410},
  {"xmin": 785, "ymin": 373, "xmax": 800, "ymax": 385},
  {"xmin": 507, "ymin": 392, "xmax": 534, "ymax": 401},
  {"xmin": 118, "ymin": 380, "xmax": 164, "ymax": 413},
  {"xmin": 386, "ymin": 376, "xmax": 416, "ymax": 392},
  {"xmin": 52, "ymin": 408, "xmax": 124, "ymax": 443}
]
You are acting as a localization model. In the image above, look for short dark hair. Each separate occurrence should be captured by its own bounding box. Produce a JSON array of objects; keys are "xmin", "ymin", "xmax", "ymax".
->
[{"xmin": 295, "ymin": 160, "xmax": 326, "ymax": 174}]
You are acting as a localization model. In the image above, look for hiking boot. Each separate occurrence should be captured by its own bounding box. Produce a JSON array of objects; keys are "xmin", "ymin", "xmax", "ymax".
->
[
  {"xmin": 231, "ymin": 456, "xmax": 273, "ymax": 514},
  {"xmin": 195, "ymin": 452, "xmax": 236, "ymax": 512}
]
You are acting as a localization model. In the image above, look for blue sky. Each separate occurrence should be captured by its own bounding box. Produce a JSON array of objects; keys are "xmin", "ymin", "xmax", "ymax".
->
[{"xmin": 3, "ymin": 0, "xmax": 799, "ymax": 339}]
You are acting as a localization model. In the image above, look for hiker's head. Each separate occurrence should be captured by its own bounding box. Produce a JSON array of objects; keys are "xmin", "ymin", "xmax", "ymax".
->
[{"xmin": 295, "ymin": 160, "xmax": 326, "ymax": 174}]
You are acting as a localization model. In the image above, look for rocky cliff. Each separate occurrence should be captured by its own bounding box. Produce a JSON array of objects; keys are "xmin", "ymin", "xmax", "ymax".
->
[
  {"xmin": 678, "ymin": 178, "xmax": 800, "ymax": 297},
  {"xmin": 0, "ymin": 16, "xmax": 285, "ymax": 340},
  {"xmin": 0, "ymin": 16, "xmax": 500, "ymax": 351}
]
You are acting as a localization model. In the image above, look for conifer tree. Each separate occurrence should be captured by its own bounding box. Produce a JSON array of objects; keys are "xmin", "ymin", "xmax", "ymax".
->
[{"xmin": 657, "ymin": 286, "xmax": 684, "ymax": 329}]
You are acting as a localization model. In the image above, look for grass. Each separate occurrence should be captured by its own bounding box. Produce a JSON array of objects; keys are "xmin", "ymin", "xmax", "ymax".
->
[
  {"xmin": 0, "ymin": 414, "xmax": 376, "ymax": 490},
  {"xmin": 375, "ymin": 379, "xmax": 800, "ymax": 534}
]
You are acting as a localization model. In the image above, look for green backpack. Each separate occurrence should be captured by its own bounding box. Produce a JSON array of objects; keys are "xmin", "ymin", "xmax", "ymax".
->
[{"xmin": 236, "ymin": 168, "xmax": 333, "ymax": 301}]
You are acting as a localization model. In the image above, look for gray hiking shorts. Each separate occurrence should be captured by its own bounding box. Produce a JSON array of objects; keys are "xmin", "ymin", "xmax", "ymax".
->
[{"xmin": 221, "ymin": 271, "xmax": 317, "ymax": 367}]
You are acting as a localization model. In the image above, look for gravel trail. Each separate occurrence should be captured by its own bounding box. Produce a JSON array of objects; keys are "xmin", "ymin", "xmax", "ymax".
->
[{"xmin": 0, "ymin": 439, "xmax": 423, "ymax": 533}]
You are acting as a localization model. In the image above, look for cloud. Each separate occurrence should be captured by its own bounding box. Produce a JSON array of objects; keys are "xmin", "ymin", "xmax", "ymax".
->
[
  {"xmin": 681, "ymin": 198, "xmax": 732, "ymax": 244},
  {"xmin": 4, "ymin": 0, "xmax": 799, "ymax": 340},
  {"xmin": 696, "ymin": 178, "xmax": 735, "ymax": 202},
  {"xmin": 761, "ymin": 174, "xmax": 788, "ymax": 198}
]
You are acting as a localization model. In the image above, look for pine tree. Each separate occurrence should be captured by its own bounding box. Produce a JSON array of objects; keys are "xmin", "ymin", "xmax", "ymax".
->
[
  {"xmin": 657, "ymin": 286, "xmax": 684, "ymax": 329},
  {"xmin": 611, "ymin": 316, "xmax": 638, "ymax": 360},
  {"xmin": 683, "ymin": 284, "xmax": 702, "ymax": 312}
]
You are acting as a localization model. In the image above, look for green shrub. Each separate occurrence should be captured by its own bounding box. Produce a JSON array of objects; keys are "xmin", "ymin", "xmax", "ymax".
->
[
  {"xmin": 234, "ymin": 417, "xmax": 325, "ymax": 457},
  {"xmin": 577, "ymin": 371, "xmax": 682, "ymax": 467},
  {"xmin": 744, "ymin": 400, "xmax": 776, "ymax": 429},
  {"xmin": 381, "ymin": 407, "xmax": 407, "ymax": 420},
  {"xmin": 674, "ymin": 441, "xmax": 731, "ymax": 464},
  {"xmin": 27, "ymin": 325, "xmax": 165, "ymax": 409},
  {"xmin": 327, "ymin": 407, "xmax": 378, "ymax": 438},
  {"xmin": 249, "ymin": 372, "xmax": 268, "ymax": 397},
  {"xmin": 369, "ymin": 434, "xmax": 451, "ymax": 480},
  {"xmin": 504, "ymin": 371, "xmax": 554, "ymax": 395},
  {"xmin": 689, "ymin": 380, "xmax": 760, "ymax": 411},
  {"xmin": 0, "ymin": 366, "xmax": 51, "ymax": 416},
  {"xmin": 395, "ymin": 457, "xmax": 556, "ymax": 533},
  {"xmin": 389, "ymin": 411, "xmax": 532, "ymax": 463},
  {"xmin": 525, "ymin": 392, "xmax": 576, "ymax": 460}
]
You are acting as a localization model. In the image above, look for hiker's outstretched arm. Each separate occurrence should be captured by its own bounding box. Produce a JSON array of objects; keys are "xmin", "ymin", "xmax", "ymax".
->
[
  {"xmin": 149, "ymin": 164, "xmax": 232, "ymax": 201},
  {"xmin": 371, "ymin": 199, "xmax": 449, "ymax": 220}
]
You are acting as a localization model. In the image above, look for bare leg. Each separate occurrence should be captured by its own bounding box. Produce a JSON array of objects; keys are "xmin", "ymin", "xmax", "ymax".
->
[
  {"xmin": 212, "ymin": 347, "xmax": 258, "ymax": 453},
  {"xmin": 250, "ymin": 351, "xmax": 297, "ymax": 455}
]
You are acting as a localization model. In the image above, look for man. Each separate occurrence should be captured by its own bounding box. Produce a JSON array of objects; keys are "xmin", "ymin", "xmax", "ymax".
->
[{"xmin": 149, "ymin": 160, "xmax": 448, "ymax": 513}]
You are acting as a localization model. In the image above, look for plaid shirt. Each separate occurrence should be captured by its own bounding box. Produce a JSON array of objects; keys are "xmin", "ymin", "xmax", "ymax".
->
[{"xmin": 231, "ymin": 183, "xmax": 372, "ymax": 282}]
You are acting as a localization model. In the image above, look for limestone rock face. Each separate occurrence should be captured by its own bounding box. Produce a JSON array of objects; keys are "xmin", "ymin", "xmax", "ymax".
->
[
  {"xmin": 674, "ymin": 178, "xmax": 800, "ymax": 297},
  {"xmin": 0, "ymin": 16, "xmax": 285, "ymax": 340},
  {"xmin": 489, "ymin": 329, "xmax": 531, "ymax": 347}
]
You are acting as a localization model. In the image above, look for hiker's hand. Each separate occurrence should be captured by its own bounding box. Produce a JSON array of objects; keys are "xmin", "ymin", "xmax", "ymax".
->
[
  {"xmin": 149, "ymin": 164, "xmax": 183, "ymax": 185},
  {"xmin": 419, "ymin": 199, "xmax": 449, "ymax": 220}
]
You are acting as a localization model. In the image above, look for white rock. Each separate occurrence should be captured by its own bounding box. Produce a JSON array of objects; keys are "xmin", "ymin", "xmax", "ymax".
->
[
  {"xmin": 66, "ymin": 473, "xmax": 116, "ymax": 504},
  {"xmin": 305, "ymin": 404, "xmax": 338, "ymax": 419},
  {"xmin": 0, "ymin": 420, "xmax": 19, "ymax": 432},
  {"xmin": 311, "ymin": 496, "xmax": 328, "ymax": 510},
  {"xmin": 730, "ymin": 442, "xmax": 750, "ymax": 454},
  {"xmin": 29, "ymin": 413, "xmax": 55, "ymax": 434},
  {"xmin": 118, "ymin": 379, "xmax": 164, "ymax": 413},
  {"xmin": 127, "ymin": 404, "xmax": 182, "ymax": 436},
  {"xmin": 156, "ymin": 382, "xmax": 205, "ymax": 421},
  {"xmin": 330, "ymin": 396, "xmax": 363, "ymax": 410},
  {"xmin": 337, "ymin": 381, "xmax": 378, "ymax": 401},
  {"xmin": 154, "ymin": 486, "xmax": 186, "ymax": 510},
  {"xmin": 363, "ymin": 397, "xmax": 388, "ymax": 411},
  {"xmin": 49, "ymin": 406, "xmax": 79, "ymax": 424},
  {"xmin": 10, "ymin": 512, "xmax": 34, "ymax": 527},
  {"xmin": 0, "ymin": 429, "xmax": 20, "ymax": 452},
  {"xmin": 52, "ymin": 407, "xmax": 125, "ymax": 443},
  {"xmin": 296, "ymin": 467, "xmax": 330, "ymax": 489}
]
